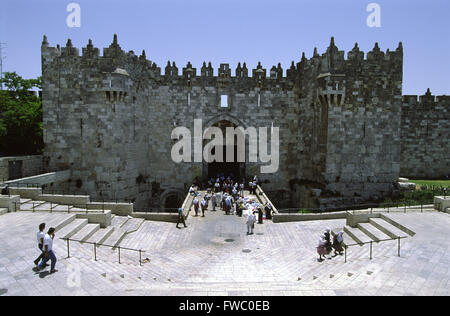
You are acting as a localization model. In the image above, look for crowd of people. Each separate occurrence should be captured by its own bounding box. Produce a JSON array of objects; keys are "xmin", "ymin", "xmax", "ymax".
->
[
  {"xmin": 317, "ymin": 228, "xmax": 345, "ymax": 261},
  {"xmin": 184, "ymin": 174, "xmax": 273, "ymax": 235}
]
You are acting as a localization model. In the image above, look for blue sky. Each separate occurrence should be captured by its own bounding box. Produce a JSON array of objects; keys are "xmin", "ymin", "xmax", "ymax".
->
[{"xmin": 1, "ymin": 0, "xmax": 449, "ymax": 95}]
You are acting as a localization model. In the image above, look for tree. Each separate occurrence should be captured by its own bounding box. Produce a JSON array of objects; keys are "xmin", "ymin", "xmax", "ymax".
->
[{"xmin": 0, "ymin": 72, "xmax": 43, "ymax": 156}]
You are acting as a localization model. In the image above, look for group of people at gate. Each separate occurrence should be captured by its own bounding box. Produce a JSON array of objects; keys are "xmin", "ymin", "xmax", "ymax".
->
[{"xmin": 187, "ymin": 175, "xmax": 273, "ymax": 235}]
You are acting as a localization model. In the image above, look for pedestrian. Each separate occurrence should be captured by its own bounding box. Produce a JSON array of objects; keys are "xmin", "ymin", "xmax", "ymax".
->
[
  {"xmin": 189, "ymin": 185, "xmax": 196, "ymax": 196},
  {"xmin": 211, "ymin": 193, "xmax": 216, "ymax": 211},
  {"xmin": 1, "ymin": 185, "xmax": 9, "ymax": 195},
  {"xmin": 239, "ymin": 182, "xmax": 244, "ymax": 196},
  {"xmin": 201, "ymin": 198, "xmax": 207, "ymax": 217},
  {"xmin": 324, "ymin": 228, "xmax": 332, "ymax": 256},
  {"xmin": 214, "ymin": 181, "xmax": 220, "ymax": 193},
  {"xmin": 332, "ymin": 231, "xmax": 345, "ymax": 256},
  {"xmin": 264, "ymin": 202, "xmax": 272, "ymax": 220},
  {"xmin": 232, "ymin": 186, "xmax": 238, "ymax": 200},
  {"xmin": 257, "ymin": 207, "xmax": 264, "ymax": 224},
  {"xmin": 33, "ymin": 223, "xmax": 46, "ymax": 267},
  {"xmin": 247, "ymin": 211, "xmax": 256, "ymax": 235},
  {"xmin": 176, "ymin": 208, "xmax": 187, "ymax": 228},
  {"xmin": 317, "ymin": 234, "xmax": 328, "ymax": 262},
  {"xmin": 225, "ymin": 195, "xmax": 233, "ymax": 215},
  {"xmin": 222, "ymin": 193, "xmax": 227, "ymax": 212},
  {"xmin": 193, "ymin": 196, "xmax": 199, "ymax": 216},
  {"xmin": 38, "ymin": 227, "xmax": 58, "ymax": 273}
]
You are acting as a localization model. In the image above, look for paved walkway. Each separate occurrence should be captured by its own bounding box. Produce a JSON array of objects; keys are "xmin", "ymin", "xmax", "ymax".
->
[{"xmin": 0, "ymin": 202, "xmax": 449, "ymax": 296}]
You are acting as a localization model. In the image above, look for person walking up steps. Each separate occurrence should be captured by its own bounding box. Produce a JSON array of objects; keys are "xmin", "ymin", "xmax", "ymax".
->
[
  {"xmin": 33, "ymin": 223, "xmax": 47, "ymax": 267},
  {"xmin": 38, "ymin": 227, "xmax": 58, "ymax": 273}
]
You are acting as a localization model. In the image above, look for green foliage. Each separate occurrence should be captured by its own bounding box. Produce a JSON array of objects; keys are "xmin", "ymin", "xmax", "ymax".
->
[
  {"xmin": 0, "ymin": 72, "xmax": 43, "ymax": 156},
  {"xmin": 381, "ymin": 185, "xmax": 449, "ymax": 207},
  {"xmin": 409, "ymin": 180, "xmax": 450, "ymax": 188}
]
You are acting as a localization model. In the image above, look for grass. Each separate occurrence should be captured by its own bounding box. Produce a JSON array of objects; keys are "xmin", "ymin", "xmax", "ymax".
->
[{"xmin": 408, "ymin": 179, "xmax": 450, "ymax": 188}]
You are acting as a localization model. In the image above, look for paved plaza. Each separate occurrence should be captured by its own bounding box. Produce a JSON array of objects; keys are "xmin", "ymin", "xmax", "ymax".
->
[{"xmin": 0, "ymin": 201, "xmax": 449, "ymax": 296}]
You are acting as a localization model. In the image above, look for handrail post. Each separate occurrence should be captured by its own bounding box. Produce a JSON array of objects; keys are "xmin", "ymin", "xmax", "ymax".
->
[
  {"xmin": 398, "ymin": 237, "xmax": 401, "ymax": 257},
  {"xmin": 118, "ymin": 247, "xmax": 121, "ymax": 264},
  {"xmin": 139, "ymin": 250, "xmax": 142, "ymax": 266},
  {"xmin": 32, "ymin": 202, "xmax": 35, "ymax": 213},
  {"xmin": 370, "ymin": 241, "xmax": 373, "ymax": 260},
  {"xmin": 344, "ymin": 246, "xmax": 347, "ymax": 263},
  {"xmin": 67, "ymin": 239, "xmax": 70, "ymax": 258},
  {"xmin": 94, "ymin": 243, "xmax": 97, "ymax": 261}
]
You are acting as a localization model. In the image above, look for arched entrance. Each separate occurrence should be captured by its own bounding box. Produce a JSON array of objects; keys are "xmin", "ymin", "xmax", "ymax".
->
[
  {"xmin": 203, "ymin": 118, "xmax": 246, "ymax": 182},
  {"xmin": 160, "ymin": 189, "xmax": 185, "ymax": 211}
]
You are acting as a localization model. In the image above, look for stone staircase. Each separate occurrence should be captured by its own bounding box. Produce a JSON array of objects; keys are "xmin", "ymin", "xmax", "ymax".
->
[
  {"xmin": 58, "ymin": 236, "xmax": 415, "ymax": 294},
  {"xmin": 1, "ymin": 188, "xmax": 145, "ymax": 250},
  {"xmin": 336, "ymin": 214, "xmax": 415, "ymax": 260}
]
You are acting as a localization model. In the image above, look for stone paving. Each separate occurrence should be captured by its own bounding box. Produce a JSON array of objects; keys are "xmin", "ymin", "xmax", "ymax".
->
[{"xmin": 0, "ymin": 201, "xmax": 449, "ymax": 296}]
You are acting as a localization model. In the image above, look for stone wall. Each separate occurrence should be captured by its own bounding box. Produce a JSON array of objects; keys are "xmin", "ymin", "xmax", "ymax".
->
[
  {"xmin": 0, "ymin": 155, "xmax": 43, "ymax": 182},
  {"xmin": 41, "ymin": 35, "xmax": 407, "ymax": 209},
  {"xmin": 291, "ymin": 39, "xmax": 403, "ymax": 207},
  {"xmin": 400, "ymin": 91, "xmax": 450, "ymax": 179}
]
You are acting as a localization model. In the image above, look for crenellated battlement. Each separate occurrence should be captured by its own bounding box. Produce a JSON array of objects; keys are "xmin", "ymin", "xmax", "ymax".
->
[
  {"xmin": 41, "ymin": 35, "xmax": 402, "ymax": 85},
  {"xmin": 403, "ymin": 89, "xmax": 450, "ymax": 109}
]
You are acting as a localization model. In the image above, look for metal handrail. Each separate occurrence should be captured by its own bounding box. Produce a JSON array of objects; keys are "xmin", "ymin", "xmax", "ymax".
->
[
  {"xmin": 278, "ymin": 201, "xmax": 436, "ymax": 214},
  {"xmin": 61, "ymin": 237, "xmax": 145, "ymax": 266},
  {"xmin": 343, "ymin": 236, "xmax": 408, "ymax": 263},
  {"xmin": 13, "ymin": 202, "xmax": 106, "ymax": 214}
]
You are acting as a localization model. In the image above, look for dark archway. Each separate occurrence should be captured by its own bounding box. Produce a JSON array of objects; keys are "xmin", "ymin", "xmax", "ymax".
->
[
  {"xmin": 204, "ymin": 120, "xmax": 245, "ymax": 182},
  {"xmin": 160, "ymin": 189, "xmax": 185, "ymax": 211},
  {"xmin": 164, "ymin": 194, "xmax": 183, "ymax": 209}
]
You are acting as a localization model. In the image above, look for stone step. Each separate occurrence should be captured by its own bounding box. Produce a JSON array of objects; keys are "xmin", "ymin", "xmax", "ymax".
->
[
  {"xmin": 47, "ymin": 204, "xmax": 73, "ymax": 212},
  {"xmin": 102, "ymin": 230, "xmax": 127, "ymax": 248},
  {"xmin": 19, "ymin": 201, "xmax": 47, "ymax": 211},
  {"xmin": 357, "ymin": 222, "xmax": 391, "ymax": 242},
  {"xmin": 369, "ymin": 218, "xmax": 408, "ymax": 239},
  {"xmin": 344, "ymin": 226, "xmax": 372, "ymax": 245},
  {"xmin": 87, "ymin": 227, "xmax": 115, "ymax": 245},
  {"xmin": 121, "ymin": 218, "xmax": 145, "ymax": 233},
  {"xmin": 70, "ymin": 223, "xmax": 100, "ymax": 242},
  {"xmin": 53, "ymin": 214, "xmax": 77, "ymax": 231},
  {"xmin": 72, "ymin": 258, "xmax": 128, "ymax": 290},
  {"xmin": 380, "ymin": 214, "xmax": 416, "ymax": 236},
  {"xmin": 19, "ymin": 198, "xmax": 32, "ymax": 204},
  {"xmin": 111, "ymin": 216, "xmax": 128, "ymax": 228},
  {"xmin": 33, "ymin": 202, "xmax": 59, "ymax": 211},
  {"xmin": 56, "ymin": 218, "xmax": 88, "ymax": 239},
  {"xmin": 0, "ymin": 208, "xmax": 8, "ymax": 216}
]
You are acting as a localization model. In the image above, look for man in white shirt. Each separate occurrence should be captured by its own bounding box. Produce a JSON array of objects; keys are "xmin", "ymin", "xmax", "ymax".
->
[
  {"xmin": 193, "ymin": 196, "xmax": 199, "ymax": 216},
  {"xmin": 33, "ymin": 223, "xmax": 46, "ymax": 266},
  {"xmin": 38, "ymin": 227, "xmax": 58, "ymax": 273},
  {"xmin": 200, "ymin": 198, "xmax": 207, "ymax": 217},
  {"xmin": 247, "ymin": 211, "xmax": 256, "ymax": 235}
]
